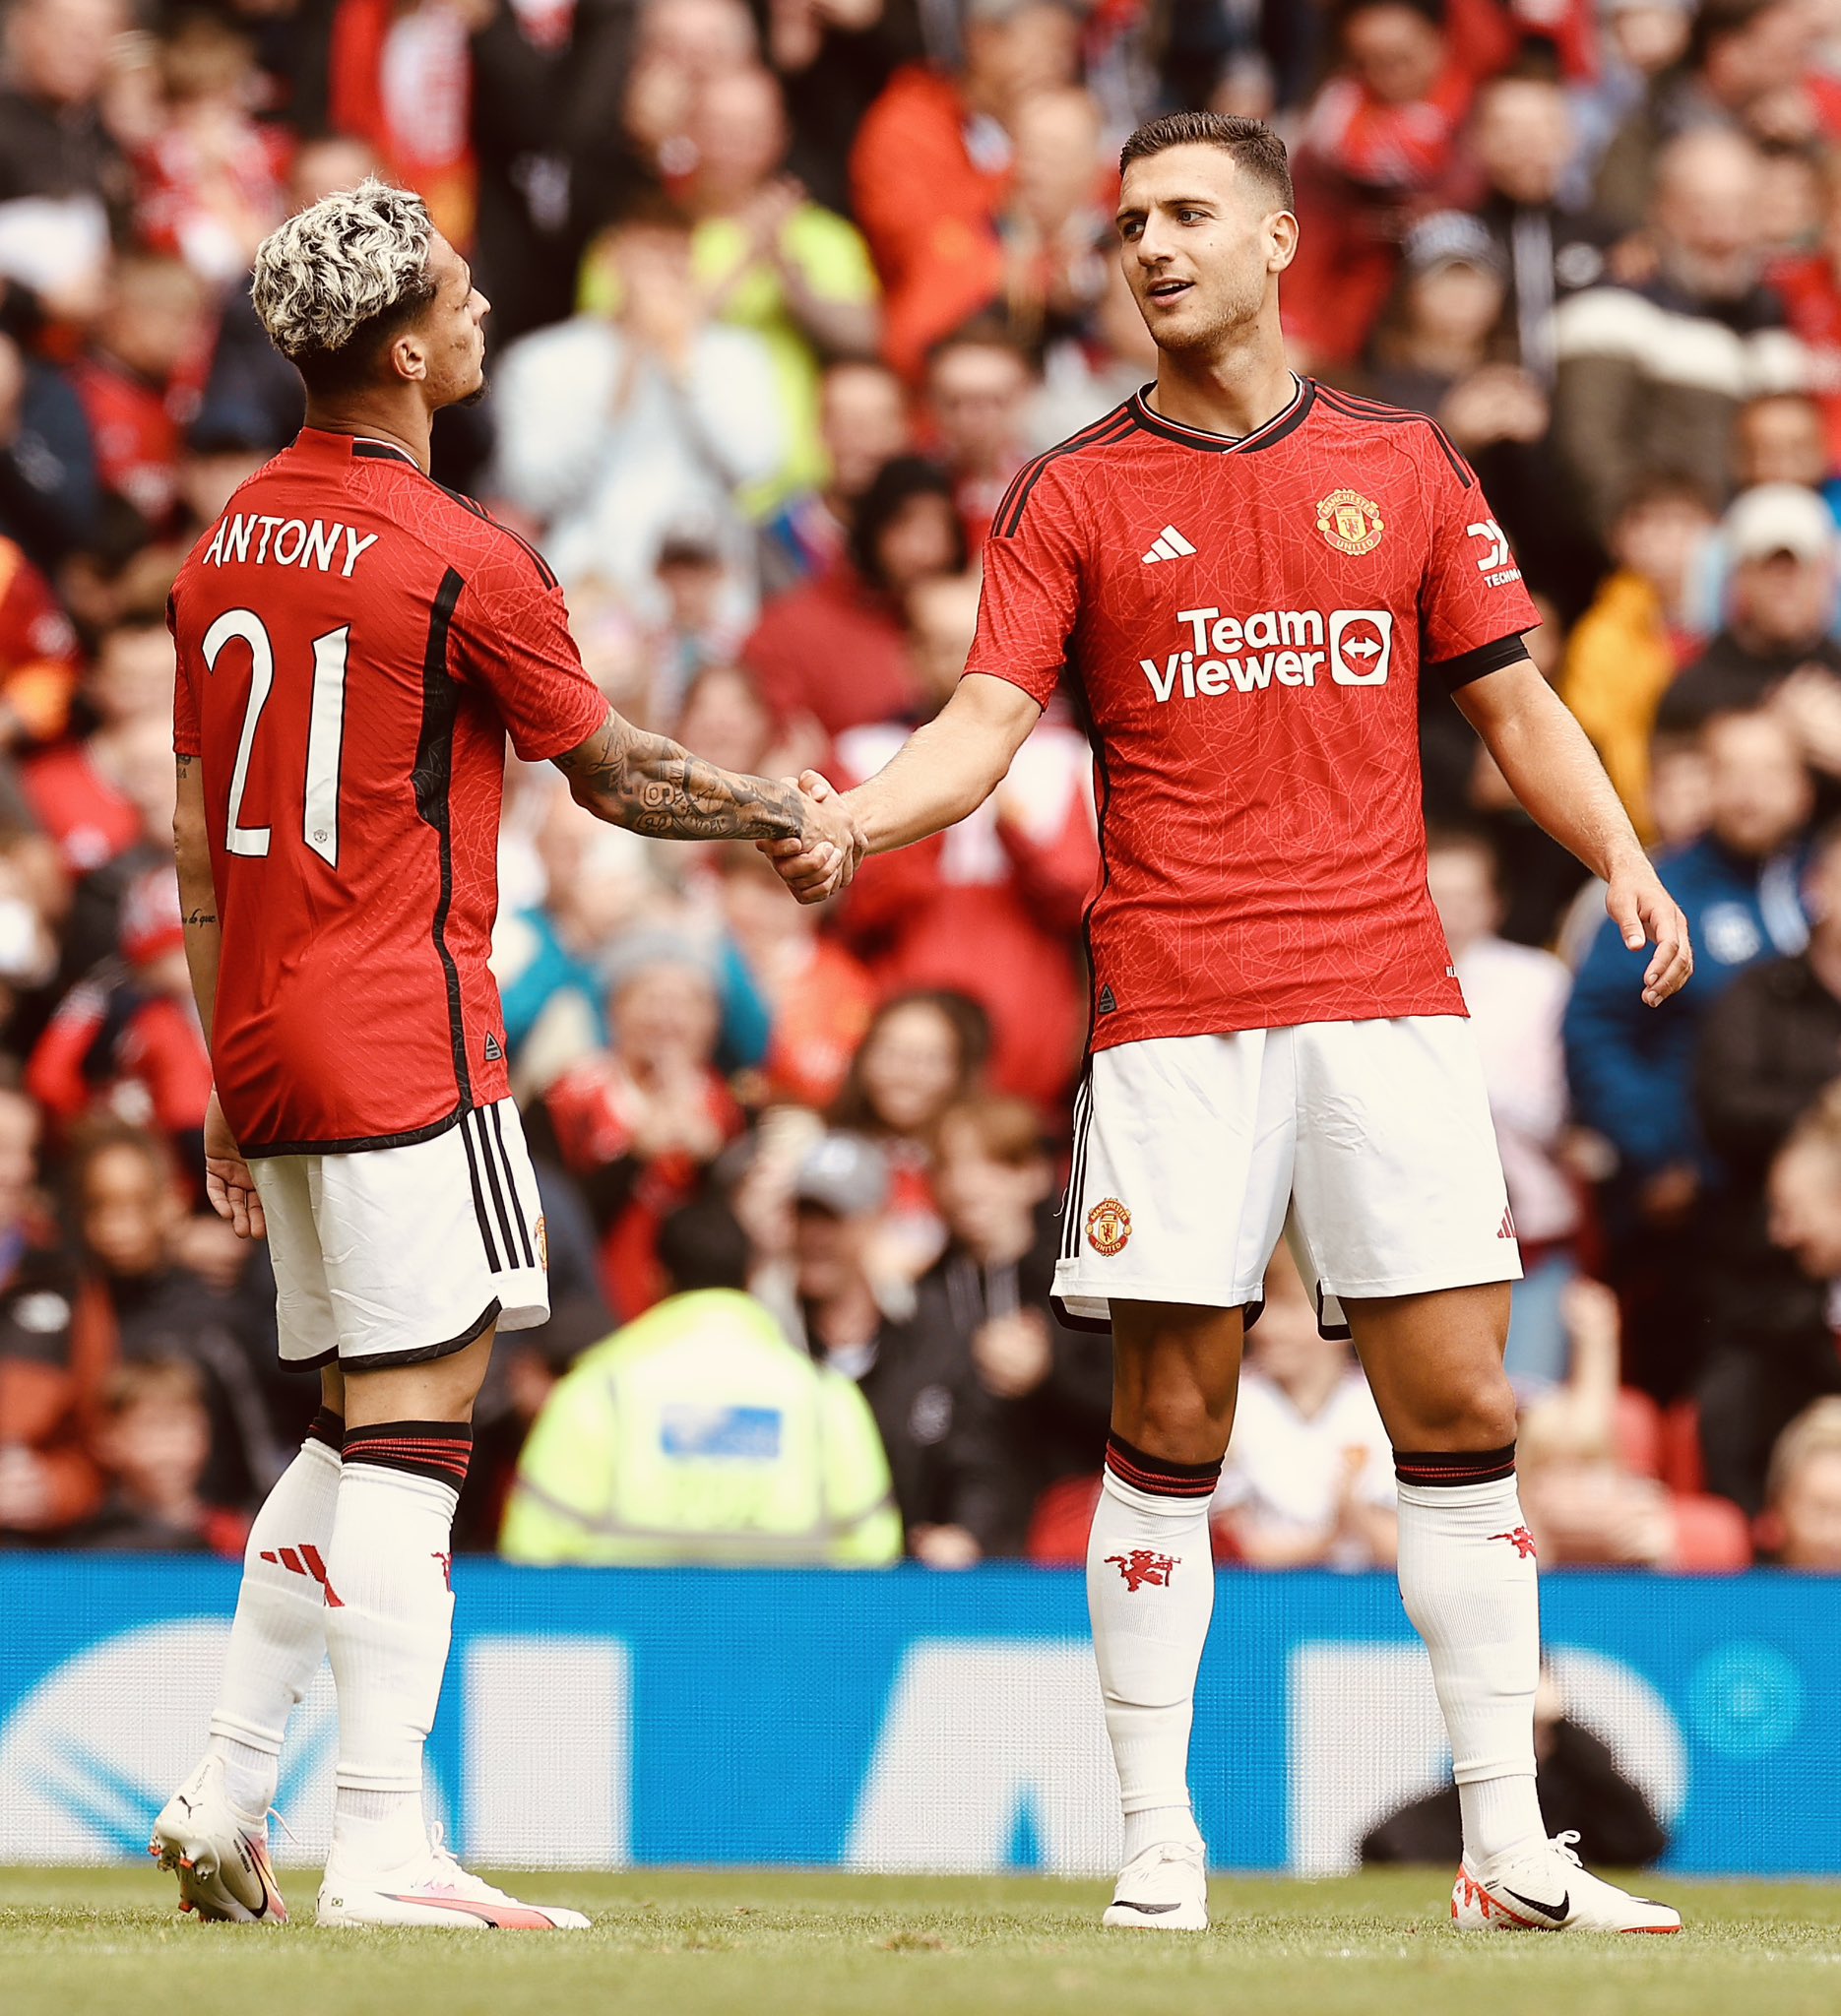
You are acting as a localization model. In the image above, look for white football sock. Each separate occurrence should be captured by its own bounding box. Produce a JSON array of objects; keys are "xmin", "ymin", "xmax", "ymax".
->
[
  {"xmin": 1395, "ymin": 1456, "xmax": 1545, "ymax": 1868},
  {"xmin": 323, "ymin": 1423, "xmax": 470, "ymax": 1873},
  {"xmin": 1087, "ymin": 1439, "xmax": 1220, "ymax": 1858},
  {"xmin": 207, "ymin": 1421, "xmax": 342, "ymax": 1817}
]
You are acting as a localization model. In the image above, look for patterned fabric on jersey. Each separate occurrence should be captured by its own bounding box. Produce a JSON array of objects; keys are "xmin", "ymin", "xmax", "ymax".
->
[
  {"xmin": 169, "ymin": 429, "xmax": 607, "ymax": 1153},
  {"xmin": 967, "ymin": 378, "xmax": 1541, "ymax": 1046}
]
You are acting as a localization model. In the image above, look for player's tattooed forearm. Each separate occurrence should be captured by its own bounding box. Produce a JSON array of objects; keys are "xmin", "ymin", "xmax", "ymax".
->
[
  {"xmin": 559, "ymin": 719, "xmax": 807, "ymax": 843},
  {"xmin": 183, "ymin": 908, "xmax": 218, "ymax": 926}
]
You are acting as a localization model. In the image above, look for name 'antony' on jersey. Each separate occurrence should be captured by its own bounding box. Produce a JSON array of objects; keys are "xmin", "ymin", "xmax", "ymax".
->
[
  {"xmin": 169, "ymin": 429, "xmax": 607, "ymax": 1157},
  {"xmin": 965, "ymin": 378, "xmax": 1540, "ymax": 1046}
]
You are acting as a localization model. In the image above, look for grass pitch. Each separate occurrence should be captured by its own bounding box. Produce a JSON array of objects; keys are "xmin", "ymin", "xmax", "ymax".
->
[{"xmin": 5, "ymin": 1865, "xmax": 1840, "ymax": 2016}]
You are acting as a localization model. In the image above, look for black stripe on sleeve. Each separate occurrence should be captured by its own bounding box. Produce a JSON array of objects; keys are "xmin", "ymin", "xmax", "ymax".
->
[
  {"xmin": 1431, "ymin": 631, "xmax": 1530, "ymax": 692},
  {"xmin": 411, "ymin": 568, "xmax": 471, "ymax": 1107}
]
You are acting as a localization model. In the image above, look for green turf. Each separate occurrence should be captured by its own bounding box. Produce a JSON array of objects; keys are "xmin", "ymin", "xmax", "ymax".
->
[{"xmin": 5, "ymin": 1865, "xmax": 1841, "ymax": 2016}]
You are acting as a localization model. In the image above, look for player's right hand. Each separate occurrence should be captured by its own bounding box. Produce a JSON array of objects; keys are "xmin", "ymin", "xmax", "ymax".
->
[
  {"xmin": 204, "ymin": 1089, "xmax": 266, "ymax": 1241},
  {"xmin": 1605, "ymin": 853, "xmax": 1693, "ymax": 1008},
  {"xmin": 759, "ymin": 770, "xmax": 863, "ymax": 904}
]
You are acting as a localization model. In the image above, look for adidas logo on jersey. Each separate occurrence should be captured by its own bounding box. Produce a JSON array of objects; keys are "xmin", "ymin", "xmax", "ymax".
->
[{"xmin": 1141, "ymin": 524, "xmax": 1197, "ymax": 564}]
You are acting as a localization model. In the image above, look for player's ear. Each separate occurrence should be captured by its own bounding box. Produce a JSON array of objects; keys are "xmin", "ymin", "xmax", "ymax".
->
[
  {"xmin": 1266, "ymin": 209, "xmax": 1299, "ymax": 275},
  {"xmin": 388, "ymin": 329, "xmax": 429, "ymax": 386}
]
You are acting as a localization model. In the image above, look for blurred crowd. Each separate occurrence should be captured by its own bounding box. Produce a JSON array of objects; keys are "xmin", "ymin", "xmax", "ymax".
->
[{"xmin": 8, "ymin": 0, "xmax": 1841, "ymax": 1574}]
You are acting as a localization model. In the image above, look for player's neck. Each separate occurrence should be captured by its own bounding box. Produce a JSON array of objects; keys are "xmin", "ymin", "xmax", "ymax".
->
[
  {"xmin": 301, "ymin": 396, "xmax": 434, "ymax": 473},
  {"xmin": 1147, "ymin": 329, "xmax": 1297, "ymax": 443}
]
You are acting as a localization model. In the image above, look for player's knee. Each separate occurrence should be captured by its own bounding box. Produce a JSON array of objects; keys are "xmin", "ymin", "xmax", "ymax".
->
[
  {"xmin": 1116, "ymin": 1381, "xmax": 1233, "ymax": 1466},
  {"xmin": 1412, "ymin": 1365, "xmax": 1517, "ymax": 1452}
]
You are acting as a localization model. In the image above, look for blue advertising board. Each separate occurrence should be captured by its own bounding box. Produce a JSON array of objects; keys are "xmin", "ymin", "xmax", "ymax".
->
[{"xmin": 1, "ymin": 1557, "xmax": 1835, "ymax": 1876}]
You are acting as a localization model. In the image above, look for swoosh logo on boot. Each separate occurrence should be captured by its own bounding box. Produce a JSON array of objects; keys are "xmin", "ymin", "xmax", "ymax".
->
[
  {"xmin": 1113, "ymin": 1900, "xmax": 1183, "ymax": 1916},
  {"xmin": 1503, "ymin": 1886, "xmax": 1570, "ymax": 1923}
]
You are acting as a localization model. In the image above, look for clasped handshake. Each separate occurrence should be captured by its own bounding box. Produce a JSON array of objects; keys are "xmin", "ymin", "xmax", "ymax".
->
[{"xmin": 757, "ymin": 769, "xmax": 867, "ymax": 905}]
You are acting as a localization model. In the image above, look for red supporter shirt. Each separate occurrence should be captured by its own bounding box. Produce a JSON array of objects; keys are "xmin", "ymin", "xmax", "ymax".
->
[
  {"xmin": 169, "ymin": 429, "xmax": 608, "ymax": 1154},
  {"xmin": 967, "ymin": 379, "xmax": 1539, "ymax": 1049}
]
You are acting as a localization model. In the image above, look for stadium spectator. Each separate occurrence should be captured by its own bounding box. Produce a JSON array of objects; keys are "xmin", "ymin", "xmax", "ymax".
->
[
  {"xmin": 0, "ymin": 1082, "xmax": 105, "ymax": 1539},
  {"xmin": 488, "ymin": 195, "xmax": 785, "ymax": 611},
  {"xmin": 741, "ymin": 453, "xmax": 965, "ymax": 737},
  {"xmin": 1553, "ymin": 128, "xmax": 1804, "ymax": 539},
  {"xmin": 1660, "ymin": 483, "xmax": 1841, "ymax": 731},
  {"xmin": 922, "ymin": 322, "xmax": 1035, "ymax": 544},
  {"xmin": 833, "ymin": 570, "xmax": 1094, "ymax": 1104},
  {"xmin": 535, "ymin": 931, "xmax": 745, "ymax": 1321},
  {"xmin": 1560, "ymin": 472, "xmax": 1716, "ymax": 838},
  {"xmin": 1465, "ymin": 67, "xmax": 1616, "ymax": 382},
  {"xmin": 0, "ymin": 0, "xmax": 131, "ymax": 323},
  {"xmin": 1428, "ymin": 829, "xmax": 1580, "ymax": 1388},
  {"xmin": 1732, "ymin": 390, "xmax": 1838, "ymax": 506},
  {"xmin": 758, "ymin": 356, "xmax": 912, "ymax": 595},
  {"xmin": 1693, "ymin": 819, "xmax": 1841, "ymax": 1506},
  {"xmin": 1565, "ymin": 706, "xmax": 1813, "ymax": 1394},
  {"xmin": 0, "ymin": 532, "xmax": 81, "ymax": 751},
  {"xmin": 717, "ymin": 841, "xmax": 876, "ymax": 1110},
  {"xmin": 500, "ymin": 1196, "xmax": 900, "ymax": 1565},
  {"xmin": 786, "ymin": 1129, "xmax": 1010, "ymax": 1563},
  {"xmin": 1211, "ymin": 1244, "xmax": 1399, "ymax": 1571},
  {"xmin": 1594, "ymin": 0, "xmax": 1818, "ymax": 232},
  {"xmin": 64, "ymin": 1118, "xmax": 286, "ymax": 1509},
  {"xmin": 1285, "ymin": 0, "xmax": 1484, "ymax": 368},
  {"xmin": 1759, "ymin": 1394, "xmax": 1841, "ymax": 1567},
  {"xmin": 922, "ymin": 1095, "xmax": 1111, "ymax": 1545},
  {"xmin": 850, "ymin": 0, "xmax": 1081, "ymax": 378},
  {"xmin": 70, "ymin": 1356, "xmax": 243, "ymax": 1553},
  {"xmin": 1773, "ymin": 157, "xmax": 1841, "ymax": 474},
  {"xmin": 997, "ymin": 84, "xmax": 1113, "ymax": 356}
]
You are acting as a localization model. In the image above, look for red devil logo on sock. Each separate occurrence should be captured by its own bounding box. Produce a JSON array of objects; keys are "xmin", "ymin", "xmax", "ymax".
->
[
  {"xmin": 1489, "ymin": 1527, "xmax": 1538, "ymax": 1559},
  {"xmin": 1107, "ymin": 1548, "xmax": 1177, "ymax": 1592}
]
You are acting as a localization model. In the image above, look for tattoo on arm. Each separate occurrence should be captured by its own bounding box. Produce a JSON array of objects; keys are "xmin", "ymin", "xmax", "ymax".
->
[
  {"xmin": 556, "ymin": 715, "xmax": 807, "ymax": 843},
  {"xmin": 183, "ymin": 909, "xmax": 217, "ymax": 926}
]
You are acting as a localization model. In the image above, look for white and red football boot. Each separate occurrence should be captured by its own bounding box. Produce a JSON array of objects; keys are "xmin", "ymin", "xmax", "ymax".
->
[
  {"xmin": 1452, "ymin": 1830, "xmax": 1681, "ymax": 1934},
  {"xmin": 318, "ymin": 1833, "xmax": 588, "ymax": 1930},
  {"xmin": 149, "ymin": 1754, "xmax": 287, "ymax": 1924}
]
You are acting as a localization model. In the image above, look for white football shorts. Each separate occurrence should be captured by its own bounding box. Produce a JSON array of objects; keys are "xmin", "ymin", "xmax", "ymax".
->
[
  {"xmin": 1053, "ymin": 1016, "xmax": 1520, "ymax": 1337},
  {"xmin": 251, "ymin": 1098, "xmax": 550, "ymax": 1368}
]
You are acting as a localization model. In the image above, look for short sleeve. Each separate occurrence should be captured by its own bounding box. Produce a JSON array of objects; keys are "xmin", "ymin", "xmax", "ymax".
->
[
  {"xmin": 168, "ymin": 591, "xmax": 201, "ymax": 758},
  {"xmin": 454, "ymin": 537, "xmax": 610, "ymax": 762},
  {"xmin": 1418, "ymin": 434, "xmax": 1542, "ymax": 688},
  {"xmin": 964, "ymin": 459, "xmax": 1084, "ymax": 707}
]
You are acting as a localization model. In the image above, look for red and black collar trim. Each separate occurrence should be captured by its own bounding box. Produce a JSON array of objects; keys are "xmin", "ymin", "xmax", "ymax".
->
[{"xmin": 1128, "ymin": 374, "xmax": 1314, "ymax": 454}]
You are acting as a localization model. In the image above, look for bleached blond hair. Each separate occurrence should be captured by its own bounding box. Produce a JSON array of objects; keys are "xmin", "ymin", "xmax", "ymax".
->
[{"xmin": 250, "ymin": 177, "xmax": 435, "ymax": 380}]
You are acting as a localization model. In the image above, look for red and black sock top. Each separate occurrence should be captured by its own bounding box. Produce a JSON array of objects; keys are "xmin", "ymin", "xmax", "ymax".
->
[
  {"xmin": 1105, "ymin": 1431, "xmax": 1222, "ymax": 1499},
  {"xmin": 343, "ymin": 1418, "xmax": 474, "ymax": 1491},
  {"xmin": 1393, "ymin": 1444, "xmax": 1517, "ymax": 1487}
]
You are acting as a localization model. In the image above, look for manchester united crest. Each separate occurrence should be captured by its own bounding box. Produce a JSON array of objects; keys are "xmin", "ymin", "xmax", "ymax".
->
[
  {"xmin": 1087, "ymin": 1197, "xmax": 1132, "ymax": 1256},
  {"xmin": 1316, "ymin": 487, "xmax": 1385, "ymax": 556}
]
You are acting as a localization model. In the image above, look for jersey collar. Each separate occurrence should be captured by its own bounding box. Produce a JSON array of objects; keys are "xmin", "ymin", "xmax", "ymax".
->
[
  {"xmin": 292, "ymin": 426, "xmax": 421, "ymax": 471},
  {"xmin": 1128, "ymin": 374, "xmax": 1314, "ymax": 454}
]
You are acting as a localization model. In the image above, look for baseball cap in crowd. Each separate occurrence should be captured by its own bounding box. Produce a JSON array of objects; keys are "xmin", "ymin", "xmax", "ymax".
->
[
  {"xmin": 793, "ymin": 1134, "xmax": 890, "ymax": 1219},
  {"xmin": 1402, "ymin": 211, "xmax": 1505, "ymax": 281},
  {"xmin": 1725, "ymin": 482, "xmax": 1836, "ymax": 566}
]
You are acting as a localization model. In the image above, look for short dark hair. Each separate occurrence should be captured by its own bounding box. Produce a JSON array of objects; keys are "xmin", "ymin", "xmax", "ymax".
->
[
  {"xmin": 848, "ymin": 455, "xmax": 968, "ymax": 595},
  {"xmin": 657, "ymin": 1199, "xmax": 752, "ymax": 1294},
  {"xmin": 1118, "ymin": 112, "xmax": 1294, "ymax": 211}
]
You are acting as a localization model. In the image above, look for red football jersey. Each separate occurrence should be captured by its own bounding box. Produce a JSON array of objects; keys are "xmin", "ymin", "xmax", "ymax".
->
[
  {"xmin": 169, "ymin": 428, "xmax": 608, "ymax": 1154},
  {"xmin": 967, "ymin": 378, "xmax": 1540, "ymax": 1048}
]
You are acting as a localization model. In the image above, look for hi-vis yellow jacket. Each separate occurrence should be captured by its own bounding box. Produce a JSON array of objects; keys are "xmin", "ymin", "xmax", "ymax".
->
[{"xmin": 499, "ymin": 1290, "xmax": 902, "ymax": 1566}]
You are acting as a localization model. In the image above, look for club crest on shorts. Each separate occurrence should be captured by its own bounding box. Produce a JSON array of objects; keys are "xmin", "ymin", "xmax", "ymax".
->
[
  {"xmin": 1087, "ymin": 1197, "xmax": 1131, "ymax": 1256},
  {"xmin": 1316, "ymin": 487, "xmax": 1385, "ymax": 556}
]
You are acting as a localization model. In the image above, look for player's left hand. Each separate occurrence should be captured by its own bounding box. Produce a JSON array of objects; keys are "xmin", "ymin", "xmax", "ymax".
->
[
  {"xmin": 1605, "ymin": 853, "xmax": 1693, "ymax": 1007},
  {"xmin": 204, "ymin": 1089, "xmax": 266, "ymax": 1241}
]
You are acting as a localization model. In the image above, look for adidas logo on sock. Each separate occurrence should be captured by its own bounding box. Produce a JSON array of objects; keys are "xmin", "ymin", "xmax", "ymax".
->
[
  {"xmin": 1141, "ymin": 524, "xmax": 1197, "ymax": 564},
  {"xmin": 260, "ymin": 1543, "xmax": 343, "ymax": 1606}
]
